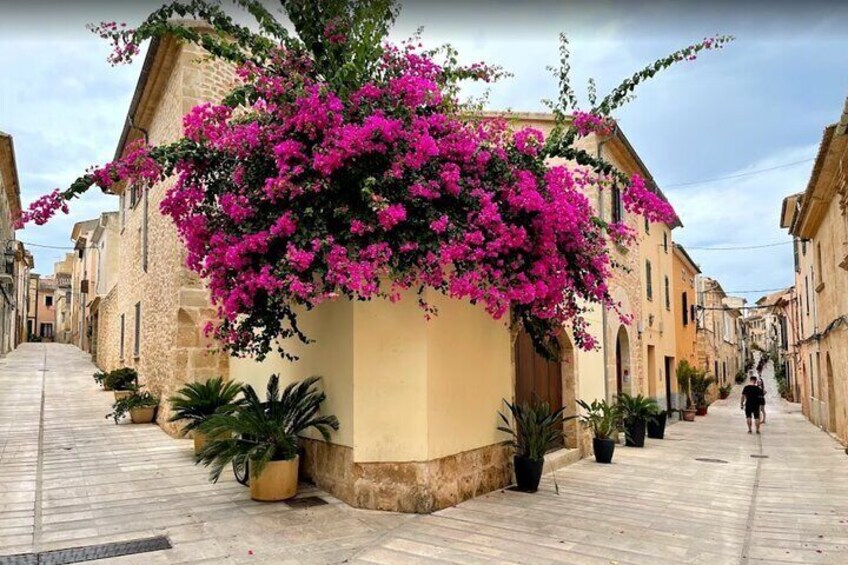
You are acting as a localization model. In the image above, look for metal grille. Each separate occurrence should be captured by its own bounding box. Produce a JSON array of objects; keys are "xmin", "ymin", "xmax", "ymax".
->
[
  {"xmin": 285, "ymin": 496, "xmax": 328, "ymax": 509},
  {"xmin": 694, "ymin": 458, "xmax": 729, "ymax": 464},
  {"xmin": 0, "ymin": 536, "xmax": 171, "ymax": 565}
]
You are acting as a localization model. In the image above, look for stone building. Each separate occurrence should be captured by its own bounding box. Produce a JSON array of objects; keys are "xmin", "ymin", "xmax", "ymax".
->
[
  {"xmin": 780, "ymin": 96, "xmax": 848, "ymax": 442},
  {"xmin": 0, "ymin": 130, "xmax": 27, "ymax": 354},
  {"xmin": 91, "ymin": 28, "xmax": 678, "ymax": 513},
  {"xmin": 69, "ymin": 213, "xmax": 119, "ymax": 355},
  {"xmin": 695, "ymin": 276, "xmax": 744, "ymax": 390},
  {"xmin": 53, "ymin": 255, "xmax": 73, "ymax": 344},
  {"xmin": 772, "ymin": 286, "xmax": 800, "ymax": 400},
  {"xmin": 672, "ymin": 243, "xmax": 701, "ymax": 372},
  {"xmin": 94, "ymin": 29, "xmax": 232, "ymax": 431}
]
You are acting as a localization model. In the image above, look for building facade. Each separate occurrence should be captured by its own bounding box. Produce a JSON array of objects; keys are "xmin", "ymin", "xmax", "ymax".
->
[
  {"xmin": 781, "ymin": 97, "xmax": 848, "ymax": 443},
  {"xmin": 695, "ymin": 276, "xmax": 744, "ymax": 391},
  {"xmin": 88, "ymin": 30, "xmax": 685, "ymax": 513},
  {"xmin": 0, "ymin": 130, "xmax": 26, "ymax": 354},
  {"xmin": 672, "ymin": 243, "xmax": 701, "ymax": 373}
]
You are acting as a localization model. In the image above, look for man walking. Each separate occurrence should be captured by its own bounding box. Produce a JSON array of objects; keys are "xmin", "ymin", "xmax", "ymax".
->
[{"xmin": 741, "ymin": 375, "xmax": 763, "ymax": 434}]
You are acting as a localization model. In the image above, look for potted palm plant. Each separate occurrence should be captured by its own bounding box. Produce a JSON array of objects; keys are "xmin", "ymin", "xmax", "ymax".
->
[
  {"xmin": 104, "ymin": 368, "xmax": 139, "ymax": 400},
  {"xmin": 168, "ymin": 377, "xmax": 243, "ymax": 454},
  {"xmin": 719, "ymin": 383, "xmax": 732, "ymax": 399},
  {"xmin": 616, "ymin": 393, "xmax": 659, "ymax": 448},
  {"xmin": 497, "ymin": 399, "xmax": 574, "ymax": 492},
  {"xmin": 577, "ymin": 399, "xmax": 620, "ymax": 463},
  {"xmin": 106, "ymin": 388, "xmax": 159, "ymax": 424},
  {"xmin": 676, "ymin": 361, "xmax": 697, "ymax": 421},
  {"xmin": 647, "ymin": 408, "xmax": 674, "ymax": 439},
  {"xmin": 691, "ymin": 372, "xmax": 715, "ymax": 416},
  {"xmin": 197, "ymin": 375, "xmax": 339, "ymax": 502}
]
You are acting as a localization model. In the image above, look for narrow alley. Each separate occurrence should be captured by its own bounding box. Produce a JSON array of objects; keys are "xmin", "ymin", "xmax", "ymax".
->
[{"xmin": 1, "ymin": 344, "xmax": 847, "ymax": 564}]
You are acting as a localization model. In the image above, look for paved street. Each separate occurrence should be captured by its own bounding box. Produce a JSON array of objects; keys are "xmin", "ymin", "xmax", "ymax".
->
[{"xmin": 1, "ymin": 344, "xmax": 848, "ymax": 564}]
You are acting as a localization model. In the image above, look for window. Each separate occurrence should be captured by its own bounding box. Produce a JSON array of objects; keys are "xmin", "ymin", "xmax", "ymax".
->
[
  {"xmin": 119, "ymin": 314, "xmax": 125, "ymax": 359},
  {"xmin": 801, "ymin": 239, "xmax": 807, "ymax": 255},
  {"xmin": 815, "ymin": 243, "xmax": 824, "ymax": 289},
  {"xmin": 611, "ymin": 185, "xmax": 624, "ymax": 224},
  {"xmin": 120, "ymin": 193, "xmax": 127, "ymax": 229},
  {"xmin": 664, "ymin": 276, "xmax": 670, "ymax": 310},
  {"xmin": 662, "ymin": 231, "xmax": 668, "ymax": 253},
  {"xmin": 804, "ymin": 276, "xmax": 810, "ymax": 315},
  {"xmin": 129, "ymin": 184, "xmax": 141, "ymax": 209},
  {"xmin": 133, "ymin": 302, "xmax": 141, "ymax": 357},
  {"xmin": 40, "ymin": 323, "xmax": 53, "ymax": 339},
  {"xmin": 682, "ymin": 292, "xmax": 689, "ymax": 325},
  {"xmin": 45, "ymin": 295, "xmax": 53, "ymax": 307},
  {"xmin": 690, "ymin": 304, "xmax": 696, "ymax": 325},
  {"xmin": 644, "ymin": 216, "xmax": 650, "ymax": 234},
  {"xmin": 793, "ymin": 238, "xmax": 800, "ymax": 273},
  {"xmin": 645, "ymin": 260, "xmax": 653, "ymax": 300}
]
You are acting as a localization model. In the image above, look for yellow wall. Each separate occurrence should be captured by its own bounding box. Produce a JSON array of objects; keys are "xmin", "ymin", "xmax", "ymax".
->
[
  {"xmin": 638, "ymin": 220, "xmax": 678, "ymax": 405},
  {"xmin": 672, "ymin": 247, "xmax": 699, "ymax": 368},
  {"xmin": 230, "ymin": 300, "xmax": 355, "ymax": 448},
  {"xmin": 231, "ymin": 290, "xmax": 513, "ymax": 463}
]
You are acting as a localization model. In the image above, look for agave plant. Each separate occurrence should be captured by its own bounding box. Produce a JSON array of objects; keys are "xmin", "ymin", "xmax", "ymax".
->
[
  {"xmin": 615, "ymin": 393, "xmax": 660, "ymax": 426},
  {"xmin": 167, "ymin": 376, "xmax": 243, "ymax": 435},
  {"xmin": 577, "ymin": 399, "xmax": 620, "ymax": 440},
  {"xmin": 197, "ymin": 375, "xmax": 339, "ymax": 482},
  {"xmin": 497, "ymin": 399, "xmax": 575, "ymax": 461}
]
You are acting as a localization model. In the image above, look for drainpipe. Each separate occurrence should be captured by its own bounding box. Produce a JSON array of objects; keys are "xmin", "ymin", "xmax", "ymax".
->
[{"xmin": 597, "ymin": 134, "xmax": 612, "ymax": 402}]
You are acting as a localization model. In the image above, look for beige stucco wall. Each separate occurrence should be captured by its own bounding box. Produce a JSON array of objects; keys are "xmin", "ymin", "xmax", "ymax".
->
[
  {"xmin": 638, "ymin": 218, "xmax": 677, "ymax": 408},
  {"xmin": 231, "ymin": 290, "xmax": 513, "ymax": 463}
]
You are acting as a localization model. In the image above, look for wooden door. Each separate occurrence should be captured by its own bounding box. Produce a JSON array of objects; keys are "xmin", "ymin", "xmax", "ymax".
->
[{"xmin": 514, "ymin": 329, "xmax": 564, "ymax": 449}]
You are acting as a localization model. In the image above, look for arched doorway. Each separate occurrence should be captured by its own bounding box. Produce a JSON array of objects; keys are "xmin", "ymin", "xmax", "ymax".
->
[
  {"xmin": 826, "ymin": 353, "xmax": 836, "ymax": 432},
  {"xmin": 615, "ymin": 325, "xmax": 631, "ymax": 396}
]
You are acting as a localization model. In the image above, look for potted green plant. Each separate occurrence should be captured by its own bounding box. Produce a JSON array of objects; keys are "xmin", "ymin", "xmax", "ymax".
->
[
  {"xmin": 498, "ymin": 399, "xmax": 574, "ymax": 492},
  {"xmin": 168, "ymin": 377, "xmax": 243, "ymax": 454},
  {"xmin": 577, "ymin": 399, "xmax": 620, "ymax": 463},
  {"xmin": 93, "ymin": 371, "xmax": 109, "ymax": 390},
  {"xmin": 676, "ymin": 361, "xmax": 697, "ymax": 421},
  {"xmin": 104, "ymin": 368, "xmax": 139, "ymax": 400},
  {"xmin": 197, "ymin": 375, "xmax": 339, "ymax": 502},
  {"xmin": 734, "ymin": 370, "xmax": 746, "ymax": 385},
  {"xmin": 647, "ymin": 409, "xmax": 675, "ymax": 439},
  {"xmin": 719, "ymin": 383, "xmax": 732, "ymax": 400},
  {"xmin": 106, "ymin": 388, "xmax": 159, "ymax": 424},
  {"xmin": 616, "ymin": 393, "xmax": 659, "ymax": 447},
  {"xmin": 690, "ymin": 372, "xmax": 715, "ymax": 416}
]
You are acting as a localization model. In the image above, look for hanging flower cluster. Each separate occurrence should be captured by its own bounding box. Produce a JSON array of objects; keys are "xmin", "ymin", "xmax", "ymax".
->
[{"xmin": 16, "ymin": 0, "xmax": 732, "ymax": 361}]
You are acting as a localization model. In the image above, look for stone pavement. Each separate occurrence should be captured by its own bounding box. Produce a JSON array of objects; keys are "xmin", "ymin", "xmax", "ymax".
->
[{"xmin": 1, "ymin": 344, "xmax": 847, "ymax": 564}]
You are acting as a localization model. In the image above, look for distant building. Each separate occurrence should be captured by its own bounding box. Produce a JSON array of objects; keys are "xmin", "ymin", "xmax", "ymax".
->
[
  {"xmin": 780, "ymin": 96, "xmax": 848, "ymax": 442},
  {"xmin": 0, "ymin": 130, "xmax": 28, "ymax": 354}
]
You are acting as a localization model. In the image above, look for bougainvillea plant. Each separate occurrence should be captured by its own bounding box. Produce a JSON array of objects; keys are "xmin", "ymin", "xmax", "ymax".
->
[{"xmin": 19, "ymin": 0, "xmax": 732, "ymax": 361}]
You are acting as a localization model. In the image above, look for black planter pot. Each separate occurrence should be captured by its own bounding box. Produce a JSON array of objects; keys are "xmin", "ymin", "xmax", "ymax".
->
[
  {"xmin": 647, "ymin": 412, "xmax": 668, "ymax": 439},
  {"xmin": 513, "ymin": 456, "xmax": 544, "ymax": 492},
  {"xmin": 593, "ymin": 437, "xmax": 616, "ymax": 463},
  {"xmin": 625, "ymin": 418, "xmax": 647, "ymax": 447}
]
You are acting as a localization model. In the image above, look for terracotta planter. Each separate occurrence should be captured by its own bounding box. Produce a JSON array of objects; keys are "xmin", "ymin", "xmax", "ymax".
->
[
  {"xmin": 681, "ymin": 409, "xmax": 696, "ymax": 422},
  {"xmin": 114, "ymin": 390, "xmax": 133, "ymax": 401},
  {"xmin": 696, "ymin": 406, "xmax": 708, "ymax": 416},
  {"xmin": 129, "ymin": 406, "xmax": 156, "ymax": 424},
  {"xmin": 249, "ymin": 456, "xmax": 299, "ymax": 502}
]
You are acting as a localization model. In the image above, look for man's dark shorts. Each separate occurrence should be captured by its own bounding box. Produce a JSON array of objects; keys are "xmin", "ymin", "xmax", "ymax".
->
[{"xmin": 745, "ymin": 404, "xmax": 761, "ymax": 419}]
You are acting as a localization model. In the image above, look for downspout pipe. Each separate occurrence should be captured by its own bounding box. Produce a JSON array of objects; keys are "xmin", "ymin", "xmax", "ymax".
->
[{"xmin": 597, "ymin": 133, "xmax": 613, "ymax": 402}]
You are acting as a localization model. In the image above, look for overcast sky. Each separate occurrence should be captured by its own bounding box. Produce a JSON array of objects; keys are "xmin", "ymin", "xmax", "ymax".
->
[{"xmin": 1, "ymin": 0, "xmax": 847, "ymax": 303}]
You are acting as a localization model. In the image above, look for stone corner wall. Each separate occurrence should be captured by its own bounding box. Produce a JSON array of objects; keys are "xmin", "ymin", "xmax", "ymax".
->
[{"xmin": 300, "ymin": 439, "xmax": 512, "ymax": 514}]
